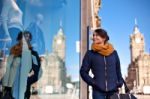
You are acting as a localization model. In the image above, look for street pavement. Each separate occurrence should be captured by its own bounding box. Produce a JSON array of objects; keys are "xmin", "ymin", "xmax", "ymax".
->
[
  {"xmin": 135, "ymin": 95, "xmax": 150, "ymax": 99},
  {"xmin": 30, "ymin": 94, "xmax": 79, "ymax": 99},
  {"xmin": 30, "ymin": 94, "xmax": 150, "ymax": 99}
]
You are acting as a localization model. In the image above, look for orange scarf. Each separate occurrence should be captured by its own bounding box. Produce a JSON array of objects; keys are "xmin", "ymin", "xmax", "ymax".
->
[
  {"xmin": 10, "ymin": 41, "xmax": 32, "ymax": 57},
  {"xmin": 91, "ymin": 42, "xmax": 115, "ymax": 56}
]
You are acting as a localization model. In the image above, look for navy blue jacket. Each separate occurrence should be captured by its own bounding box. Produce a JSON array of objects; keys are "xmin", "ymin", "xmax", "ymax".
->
[
  {"xmin": 31, "ymin": 50, "xmax": 41, "ymax": 77},
  {"xmin": 80, "ymin": 50, "xmax": 123, "ymax": 93}
]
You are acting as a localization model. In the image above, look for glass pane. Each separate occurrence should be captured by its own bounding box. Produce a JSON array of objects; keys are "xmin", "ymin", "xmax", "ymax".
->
[{"xmin": 0, "ymin": 0, "xmax": 80, "ymax": 99}]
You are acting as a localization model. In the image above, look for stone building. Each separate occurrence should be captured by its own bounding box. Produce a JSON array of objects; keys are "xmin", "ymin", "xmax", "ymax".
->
[
  {"xmin": 38, "ymin": 24, "xmax": 67, "ymax": 94},
  {"xmin": 126, "ymin": 20, "xmax": 150, "ymax": 92}
]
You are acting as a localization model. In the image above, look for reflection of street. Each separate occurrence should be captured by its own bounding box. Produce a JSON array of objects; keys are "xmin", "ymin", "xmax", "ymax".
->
[
  {"xmin": 30, "ymin": 94, "xmax": 150, "ymax": 99},
  {"xmin": 31, "ymin": 94, "xmax": 79, "ymax": 99},
  {"xmin": 135, "ymin": 95, "xmax": 150, "ymax": 99},
  {"xmin": 31, "ymin": 84, "xmax": 79, "ymax": 99}
]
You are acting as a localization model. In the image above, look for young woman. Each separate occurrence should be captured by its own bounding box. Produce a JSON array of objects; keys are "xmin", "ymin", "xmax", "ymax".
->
[
  {"xmin": 2, "ymin": 31, "xmax": 41, "ymax": 99},
  {"xmin": 80, "ymin": 28, "xmax": 124, "ymax": 99}
]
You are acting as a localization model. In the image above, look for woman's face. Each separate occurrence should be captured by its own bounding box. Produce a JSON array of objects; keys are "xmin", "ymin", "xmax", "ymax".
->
[
  {"xmin": 93, "ymin": 32, "xmax": 105, "ymax": 44},
  {"xmin": 24, "ymin": 33, "xmax": 31, "ymax": 43}
]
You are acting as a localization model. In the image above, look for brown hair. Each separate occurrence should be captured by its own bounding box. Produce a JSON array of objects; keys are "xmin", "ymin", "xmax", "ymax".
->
[
  {"xmin": 94, "ymin": 28, "xmax": 109, "ymax": 43},
  {"xmin": 17, "ymin": 31, "xmax": 32, "ymax": 41}
]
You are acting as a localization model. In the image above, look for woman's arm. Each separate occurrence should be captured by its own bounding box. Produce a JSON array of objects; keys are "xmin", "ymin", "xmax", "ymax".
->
[
  {"xmin": 80, "ymin": 51, "xmax": 95, "ymax": 86},
  {"xmin": 115, "ymin": 51, "xmax": 124, "ymax": 87},
  {"xmin": 28, "ymin": 51, "xmax": 41, "ymax": 77},
  {"xmin": 31, "ymin": 51, "xmax": 41, "ymax": 74}
]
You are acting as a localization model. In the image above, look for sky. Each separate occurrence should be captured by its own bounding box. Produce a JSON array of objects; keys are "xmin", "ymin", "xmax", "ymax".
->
[{"xmin": 100, "ymin": 0, "xmax": 150, "ymax": 77}]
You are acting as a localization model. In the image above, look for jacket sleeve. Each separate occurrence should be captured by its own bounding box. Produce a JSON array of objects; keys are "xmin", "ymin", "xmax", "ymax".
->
[
  {"xmin": 115, "ymin": 51, "xmax": 124, "ymax": 88},
  {"xmin": 35, "ymin": 51, "xmax": 41, "ymax": 68},
  {"xmin": 80, "ymin": 51, "xmax": 95, "ymax": 86},
  {"xmin": 32, "ymin": 51, "xmax": 41, "ymax": 75}
]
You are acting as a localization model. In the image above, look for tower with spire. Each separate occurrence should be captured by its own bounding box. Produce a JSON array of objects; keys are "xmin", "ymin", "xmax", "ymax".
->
[
  {"xmin": 38, "ymin": 21, "xmax": 68, "ymax": 94},
  {"xmin": 130, "ymin": 18, "xmax": 145, "ymax": 62},
  {"xmin": 126, "ymin": 19, "xmax": 150, "ymax": 92},
  {"xmin": 52, "ymin": 20, "xmax": 65, "ymax": 61}
]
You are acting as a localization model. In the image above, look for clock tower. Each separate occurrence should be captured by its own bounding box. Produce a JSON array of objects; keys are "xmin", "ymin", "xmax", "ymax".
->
[
  {"xmin": 52, "ymin": 22, "xmax": 65, "ymax": 61},
  {"xmin": 130, "ymin": 19, "xmax": 145, "ymax": 62}
]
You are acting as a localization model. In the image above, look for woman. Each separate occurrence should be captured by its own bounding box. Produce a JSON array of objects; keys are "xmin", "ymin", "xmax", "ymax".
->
[
  {"xmin": 2, "ymin": 31, "xmax": 41, "ymax": 99},
  {"xmin": 80, "ymin": 28, "xmax": 124, "ymax": 99}
]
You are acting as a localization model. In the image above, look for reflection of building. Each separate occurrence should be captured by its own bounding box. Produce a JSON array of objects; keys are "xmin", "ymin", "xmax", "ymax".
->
[
  {"xmin": 38, "ymin": 24, "xmax": 67, "ymax": 94},
  {"xmin": 126, "ymin": 20, "xmax": 150, "ymax": 91}
]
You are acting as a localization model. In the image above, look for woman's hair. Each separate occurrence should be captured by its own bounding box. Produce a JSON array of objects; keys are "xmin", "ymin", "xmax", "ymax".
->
[
  {"xmin": 16, "ymin": 31, "xmax": 32, "ymax": 41},
  {"xmin": 94, "ymin": 28, "xmax": 109, "ymax": 43}
]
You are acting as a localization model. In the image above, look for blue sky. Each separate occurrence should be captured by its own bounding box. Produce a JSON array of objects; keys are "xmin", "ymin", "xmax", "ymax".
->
[{"xmin": 100, "ymin": 0, "xmax": 150, "ymax": 77}]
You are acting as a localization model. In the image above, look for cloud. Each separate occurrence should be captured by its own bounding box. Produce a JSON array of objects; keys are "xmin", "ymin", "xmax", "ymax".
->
[{"xmin": 29, "ymin": 0, "xmax": 43, "ymax": 6}]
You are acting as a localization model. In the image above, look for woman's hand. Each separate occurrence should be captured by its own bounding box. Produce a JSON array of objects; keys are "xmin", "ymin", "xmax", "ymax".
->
[{"xmin": 28, "ymin": 70, "xmax": 34, "ymax": 77}]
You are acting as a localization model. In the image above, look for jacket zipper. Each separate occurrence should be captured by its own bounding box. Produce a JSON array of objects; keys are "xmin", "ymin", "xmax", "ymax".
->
[{"xmin": 104, "ymin": 56, "xmax": 108, "ymax": 91}]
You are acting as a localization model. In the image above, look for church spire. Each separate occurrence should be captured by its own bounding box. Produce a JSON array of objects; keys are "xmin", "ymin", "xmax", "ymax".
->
[
  {"xmin": 57, "ymin": 20, "xmax": 64, "ymax": 35},
  {"xmin": 60, "ymin": 20, "xmax": 63, "ymax": 28},
  {"xmin": 135, "ymin": 18, "xmax": 137, "ymax": 26},
  {"xmin": 133, "ymin": 18, "xmax": 140, "ymax": 34}
]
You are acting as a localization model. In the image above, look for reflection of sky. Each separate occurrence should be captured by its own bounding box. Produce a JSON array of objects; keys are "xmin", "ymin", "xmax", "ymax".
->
[
  {"xmin": 100, "ymin": 0, "xmax": 150, "ymax": 77},
  {"xmin": 18, "ymin": 0, "xmax": 80, "ymax": 81}
]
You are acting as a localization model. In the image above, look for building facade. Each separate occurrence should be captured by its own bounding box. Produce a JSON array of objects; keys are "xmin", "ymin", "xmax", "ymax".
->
[
  {"xmin": 126, "ymin": 21, "xmax": 150, "ymax": 92},
  {"xmin": 38, "ymin": 25, "xmax": 67, "ymax": 94}
]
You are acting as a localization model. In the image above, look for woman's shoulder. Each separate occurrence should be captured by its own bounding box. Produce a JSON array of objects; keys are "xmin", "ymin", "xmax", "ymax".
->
[
  {"xmin": 85, "ymin": 50, "xmax": 98, "ymax": 57},
  {"xmin": 31, "ymin": 50, "xmax": 39, "ymax": 57},
  {"xmin": 86, "ymin": 50, "xmax": 95, "ymax": 54},
  {"xmin": 111, "ymin": 50, "xmax": 120, "ymax": 59},
  {"xmin": 10, "ymin": 43, "xmax": 22, "ymax": 57},
  {"xmin": 112, "ymin": 50, "xmax": 118, "ymax": 55}
]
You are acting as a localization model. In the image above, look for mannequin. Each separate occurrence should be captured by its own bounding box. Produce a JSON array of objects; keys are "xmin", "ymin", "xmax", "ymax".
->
[
  {"xmin": 0, "ymin": 0, "xmax": 23, "ymax": 48},
  {"xmin": 27, "ymin": 14, "xmax": 45, "ymax": 55}
]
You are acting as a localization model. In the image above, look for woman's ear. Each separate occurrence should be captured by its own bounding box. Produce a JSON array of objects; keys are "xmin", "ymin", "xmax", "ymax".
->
[{"xmin": 103, "ymin": 37, "xmax": 106, "ymax": 43}]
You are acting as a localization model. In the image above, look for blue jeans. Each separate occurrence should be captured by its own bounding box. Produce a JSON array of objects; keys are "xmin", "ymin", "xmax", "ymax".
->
[{"xmin": 92, "ymin": 89, "xmax": 114, "ymax": 99}]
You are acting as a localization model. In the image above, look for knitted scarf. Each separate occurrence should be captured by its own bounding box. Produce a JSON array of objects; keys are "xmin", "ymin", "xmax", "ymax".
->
[
  {"xmin": 10, "ymin": 41, "xmax": 32, "ymax": 57},
  {"xmin": 91, "ymin": 42, "xmax": 114, "ymax": 56}
]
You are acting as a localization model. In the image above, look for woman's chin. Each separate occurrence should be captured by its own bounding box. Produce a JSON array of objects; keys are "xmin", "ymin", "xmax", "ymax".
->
[{"xmin": 93, "ymin": 42, "xmax": 101, "ymax": 44}]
